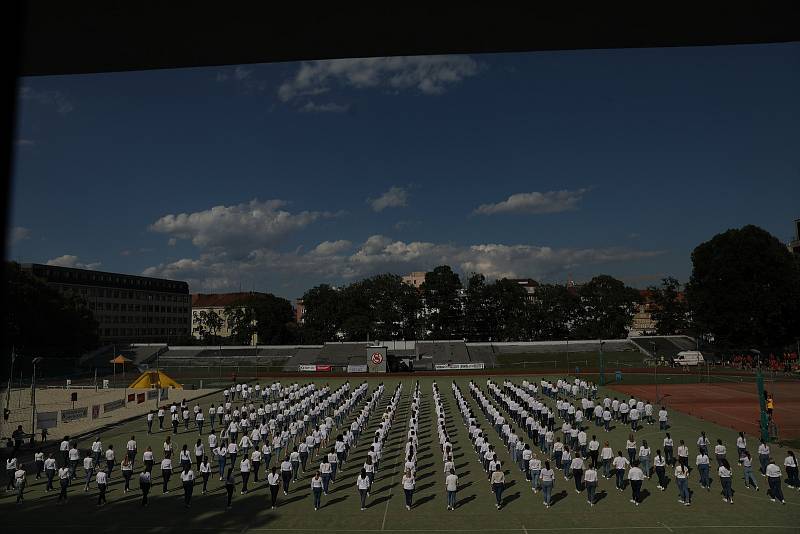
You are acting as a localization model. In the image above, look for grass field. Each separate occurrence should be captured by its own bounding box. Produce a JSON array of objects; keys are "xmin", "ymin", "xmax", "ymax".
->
[{"xmin": 2, "ymin": 376, "xmax": 798, "ymax": 534}]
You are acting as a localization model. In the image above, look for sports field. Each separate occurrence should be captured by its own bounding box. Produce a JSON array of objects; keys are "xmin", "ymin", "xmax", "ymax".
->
[{"xmin": 2, "ymin": 376, "xmax": 798, "ymax": 534}]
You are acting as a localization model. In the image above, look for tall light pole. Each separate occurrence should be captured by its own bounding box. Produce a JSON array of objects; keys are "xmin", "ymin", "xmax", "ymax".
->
[
  {"xmin": 31, "ymin": 357, "xmax": 43, "ymax": 443},
  {"xmin": 651, "ymin": 341, "xmax": 659, "ymax": 403},
  {"xmin": 599, "ymin": 340, "xmax": 605, "ymax": 386}
]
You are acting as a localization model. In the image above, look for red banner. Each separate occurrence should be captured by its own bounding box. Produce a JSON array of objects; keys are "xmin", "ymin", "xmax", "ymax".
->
[
  {"xmin": 137, "ymin": 393, "xmax": 145, "ymax": 404},
  {"xmin": 316, "ymin": 365, "xmax": 332, "ymax": 372}
]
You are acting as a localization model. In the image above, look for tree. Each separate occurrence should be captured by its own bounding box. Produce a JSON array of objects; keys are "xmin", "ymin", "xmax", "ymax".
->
[
  {"xmin": 528, "ymin": 283, "xmax": 580, "ymax": 340},
  {"xmin": 250, "ymin": 294, "xmax": 297, "ymax": 345},
  {"xmin": 485, "ymin": 278, "xmax": 528, "ymax": 341},
  {"xmin": 299, "ymin": 284, "xmax": 342, "ymax": 343},
  {"xmin": 464, "ymin": 274, "xmax": 489, "ymax": 341},
  {"xmin": 224, "ymin": 304, "xmax": 257, "ymax": 345},
  {"xmin": 648, "ymin": 277, "xmax": 689, "ymax": 335},
  {"xmin": 194, "ymin": 310, "xmax": 223, "ymax": 343},
  {"xmin": 685, "ymin": 225, "xmax": 800, "ymax": 350},
  {"xmin": 573, "ymin": 275, "xmax": 640, "ymax": 339},
  {"xmin": 4, "ymin": 262, "xmax": 99, "ymax": 365},
  {"xmin": 420, "ymin": 265, "xmax": 464, "ymax": 339},
  {"xmin": 339, "ymin": 281, "xmax": 372, "ymax": 341}
]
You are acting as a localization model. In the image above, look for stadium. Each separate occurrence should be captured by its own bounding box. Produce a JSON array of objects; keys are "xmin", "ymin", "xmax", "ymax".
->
[{"xmin": 3, "ymin": 6, "xmax": 800, "ymax": 534}]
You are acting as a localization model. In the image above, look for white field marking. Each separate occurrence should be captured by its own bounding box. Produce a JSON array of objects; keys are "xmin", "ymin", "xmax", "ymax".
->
[
  {"xmin": 658, "ymin": 522, "xmax": 674, "ymax": 533},
  {"xmin": 522, "ymin": 525, "xmax": 530, "ymax": 534}
]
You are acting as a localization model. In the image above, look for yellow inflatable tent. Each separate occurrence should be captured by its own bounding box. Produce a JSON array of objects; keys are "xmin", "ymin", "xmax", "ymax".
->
[{"xmin": 128, "ymin": 370, "xmax": 183, "ymax": 389}]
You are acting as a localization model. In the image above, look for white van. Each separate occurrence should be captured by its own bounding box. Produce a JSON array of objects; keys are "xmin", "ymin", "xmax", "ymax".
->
[{"xmin": 673, "ymin": 351, "xmax": 705, "ymax": 366}]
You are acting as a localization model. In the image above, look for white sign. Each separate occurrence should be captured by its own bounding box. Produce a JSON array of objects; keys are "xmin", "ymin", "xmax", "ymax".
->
[
  {"xmin": 434, "ymin": 362, "xmax": 486, "ymax": 371},
  {"xmin": 347, "ymin": 364, "xmax": 368, "ymax": 373},
  {"xmin": 66, "ymin": 379, "xmax": 72, "ymax": 388},
  {"xmin": 102, "ymin": 380, "xmax": 109, "ymax": 389},
  {"xmin": 298, "ymin": 365, "xmax": 318, "ymax": 371}
]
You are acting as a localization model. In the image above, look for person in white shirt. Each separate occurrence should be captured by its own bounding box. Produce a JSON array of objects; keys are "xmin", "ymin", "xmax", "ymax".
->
[
  {"xmin": 240, "ymin": 457, "xmax": 251, "ymax": 494},
  {"xmin": 199, "ymin": 456, "xmax": 211, "ymax": 494},
  {"xmin": 490, "ymin": 465, "xmax": 505, "ymax": 510},
  {"xmin": 696, "ymin": 452, "xmax": 711, "ymax": 490},
  {"xmin": 68, "ymin": 445, "xmax": 80, "ymax": 479},
  {"xmin": 160, "ymin": 457, "xmax": 173, "ymax": 494},
  {"xmin": 13, "ymin": 463, "xmax": 26, "ymax": 503},
  {"xmin": 82, "ymin": 455, "xmax": 95, "ymax": 491},
  {"xmin": 268, "ymin": 466, "xmax": 281, "ymax": 508},
  {"xmin": 584, "ymin": 465, "xmax": 598, "ymax": 505},
  {"xmin": 570, "ymin": 452, "xmax": 585, "ymax": 493},
  {"xmin": 741, "ymin": 451, "xmax": 759, "ymax": 491},
  {"xmin": 311, "ymin": 471, "xmax": 324, "ymax": 510},
  {"xmin": 784, "ymin": 451, "xmax": 799, "ymax": 488},
  {"xmin": 44, "ymin": 453, "xmax": 57, "ymax": 492},
  {"xmin": 104, "ymin": 445, "xmax": 115, "ymax": 477},
  {"xmin": 95, "ymin": 467, "xmax": 108, "ymax": 505},
  {"xmin": 766, "ymin": 460, "xmax": 786, "ymax": 503},
  {"xmin": 628, "ymin": 461, "xmax": 644, "ymax": 505},
  {"xmin": 445, "ymin": 468, "xmax": 458, "ymax": 510},
  {"xmin": 57, "ymin": 465, "xmax": 70, "ymax": 501},
  {"xmin": 714, "ymin": 439, "xmax": 727, "ymax": 466},
  {"xmin": 280, "ymin": 457, "xmax": 292, "ymax": 495},
  {"xmin": 357, "ymin": 468, "xmax": 370, "ymax": 510},
  {"xmin": 718, "ymin": 459, "xmax": 733, "ymax": 503},
  {"xmin": 402, "ymin": 469, "xmax": 415, "ymax": 510},
  {"xmin": 613, "ymin": 451, "xmax": 629, "ymax": 491},
  {"xmin": 654, "ymin": 450, "xmax": 667, "ymax": 490},
  {"xmin": 540, "ymin": 461, "xmax": 555, "ymax": 507},
  {"xmin": 658, "ymin": 407, "xmax": 668, "ymax": 430},
  {"xmin": 675, "ymin": 462, "xmax": 691, "ymax": 505},
  {"xmin": 735, "ymin": 432, "xmax": 747, "ymax": 464}
]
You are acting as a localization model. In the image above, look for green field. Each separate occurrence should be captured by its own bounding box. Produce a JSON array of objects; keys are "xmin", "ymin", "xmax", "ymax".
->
[{"xmin": 2, "ymin": 376, "xmax": 798, "ymax": 533}]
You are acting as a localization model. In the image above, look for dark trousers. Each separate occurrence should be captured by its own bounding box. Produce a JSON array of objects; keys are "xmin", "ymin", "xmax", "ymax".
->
[
  {"xmin": 123, "ymin": 470, "xmax": 132, "ymax": 491},
  {"xmin": 58, "ymin": 478, "xmax": 68, "ymax": 501},
  {"xmin": 162, "ymin": 470, "xmax": 171, "ymax": 492},
  {"xmin": 573, "ymin": 469, "xmax": 583, "ymax": 491},
  {"xmin": 241, "ymin": 472, "xmax": 250, "ymax": 492},
  {"xmin": 226, "ymin": 482, "xmax": 234, "ymax": 507},
  {"xmin": 140, "ymin": 482, "xmax": 150, "ymax": 505},
  {"xmin": 768, "ymin": 477, "xmax": 784, "ymax": 501},
  {"xmin": 270, "ymin": 484, "xmax": 279, "ymax": 507},
  {"xmin": 404, "ymin": 488, "xmax": 413, "ymax": 507},
  {"xmin": 183, "ymin": 481, "xmax": 193, "ymax": 505},
  {"xmin": 97, "ymin": 483, "xmax": 107, "ymax": 504},
  {"xmin": 46, "ymin": 469, "xmax": 55, "ymax": 490},
  {"xmin": 281, "ymin": 471, "xmax": 291, "ymax": 493},
  {"xmin": 631, "ymin": 479, "xmax": 642, "ymax": 503}
]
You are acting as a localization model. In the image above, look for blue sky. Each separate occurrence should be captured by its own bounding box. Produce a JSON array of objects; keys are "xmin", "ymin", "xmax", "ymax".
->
[{"xmin": 8, "ymin": 43, "xmax": 800, "ymax": 299}]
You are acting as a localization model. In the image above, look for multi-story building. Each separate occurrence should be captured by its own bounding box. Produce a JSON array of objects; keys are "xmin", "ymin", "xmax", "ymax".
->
[
  {"xmin": 294, "ymin": 298, "xmax": 305, "ymax": 325},
  {"xmin": 191, "ymin": 292, "xmax": 263, "ymax": 344},
  {"xmin": 401, "ymin": 271, "xmax": 427, "ymax": 289},
  {"xmin": 21, "ymin": 263, "xmax": 191, "ymax": 344}
]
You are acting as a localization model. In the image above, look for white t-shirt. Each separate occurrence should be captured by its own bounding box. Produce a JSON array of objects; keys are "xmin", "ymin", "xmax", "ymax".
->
[
  {"xmin": 357, "ymin": 475, "xmax": 370, "ymax": 490},
  {"xmin": 445, "ymin": 474, "xmax": 458, "ymax": 491}
]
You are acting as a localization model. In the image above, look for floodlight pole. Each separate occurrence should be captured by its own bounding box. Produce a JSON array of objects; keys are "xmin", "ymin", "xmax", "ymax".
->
[{"xmin": 599, "ymin": 340, "xmax": 605, "ymax": 386}]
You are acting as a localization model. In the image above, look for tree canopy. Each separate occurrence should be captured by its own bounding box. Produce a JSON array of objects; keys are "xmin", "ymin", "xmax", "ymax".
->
[{"xmin": 686, "ymin": 225, "xmax": 800, "ymax": 349}]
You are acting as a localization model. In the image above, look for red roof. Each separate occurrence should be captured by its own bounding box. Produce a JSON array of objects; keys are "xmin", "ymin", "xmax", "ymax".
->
[{"xmin": 191, "ymin": 292, "xmax": 263, "ymax": 308}]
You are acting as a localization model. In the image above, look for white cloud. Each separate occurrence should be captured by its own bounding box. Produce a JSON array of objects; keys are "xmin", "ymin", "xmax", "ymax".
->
[
  {"xmin": 216, "ymin": 66, "xmax": 266, "ymax": 93},
  {"xmin": 9, "ymin": 226, "xmax": 31, "ymax": 244},
  {"xmin": 143, "ymin": 234, "xmax": 664, "ymax": 293},
  {"xmin": 474, "ymin": 189, "xmax": 589, "ymax": 215},
  {"xmin": 167, "ymin": 238, "xmax": 177, "ymax": 247},
  {"xmin": 299, "ymin": 101, "xmax": 349, "ymax": 113},
  {"xmin": 46, "ymin": 255, "xmax": 101, "ymax": 270},
  {"xmin": 310, "ymin": 240, "xmax": 353, "ymax": 256},
  {"xmin": 278, "ymin": 55, "xmax": 479, "ymax": 102},
  {"xmin": 149, "ymin": 199, "xmax": 336, "ymax": 254},
  {"xmin": 368, "ymin": 186, "xmax": 408, "ymax": 212},
  {"xmin": 19, "ymin": 87, "xmax": 74, "ymax": 114}
]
